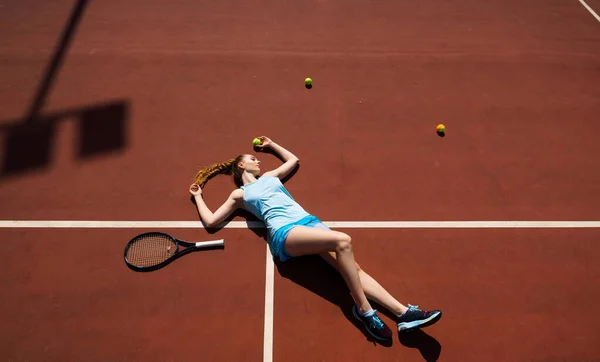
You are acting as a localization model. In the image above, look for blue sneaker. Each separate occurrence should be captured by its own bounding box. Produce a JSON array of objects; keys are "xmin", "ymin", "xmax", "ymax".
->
[
  {"xmin": 352, "ymin": 305, "xmax": 393, "ymax": 341},
  {"xmin": 396, "ymin": 304, "xmax": 442, "ymax": 332}
]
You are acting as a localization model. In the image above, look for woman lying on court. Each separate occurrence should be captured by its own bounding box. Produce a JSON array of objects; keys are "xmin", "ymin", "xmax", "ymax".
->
[{"xmin": 188, "ymin": 136, "xmax": 441, "ymax": 341}]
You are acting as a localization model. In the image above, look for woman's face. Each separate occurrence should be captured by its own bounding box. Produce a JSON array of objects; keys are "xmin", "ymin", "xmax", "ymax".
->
[{"xmin": 240, "ymin": 154, "xmax": 261, "ymax": 176}]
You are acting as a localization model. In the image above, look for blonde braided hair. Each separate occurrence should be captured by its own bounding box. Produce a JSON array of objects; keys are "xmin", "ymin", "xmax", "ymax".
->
[{"xmin": 193, "ymin": 154, "xmax": 246, "ymax": 188}]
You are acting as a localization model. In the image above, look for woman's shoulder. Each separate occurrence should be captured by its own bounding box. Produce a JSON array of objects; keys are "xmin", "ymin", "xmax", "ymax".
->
[{"xmin": 230, "ymin": 188, "xmax": 244, "ymax": 200}]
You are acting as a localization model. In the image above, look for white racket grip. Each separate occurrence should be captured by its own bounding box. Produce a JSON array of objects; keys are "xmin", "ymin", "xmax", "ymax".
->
[{"xmin": 195, "ymin": 239, "xmax": 224, "ymax": 248}]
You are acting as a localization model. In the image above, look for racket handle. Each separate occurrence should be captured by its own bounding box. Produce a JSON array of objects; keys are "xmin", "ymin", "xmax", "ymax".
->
[{"xmin": 195, "ymin": 239, "xmax": 224, "ymax": 248}]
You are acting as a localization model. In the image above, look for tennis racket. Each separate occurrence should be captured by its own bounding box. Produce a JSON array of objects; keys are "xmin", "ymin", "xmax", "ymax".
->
[{"xmin": 124, "ymin": 231, "xmax": 224, "ymax": 272}]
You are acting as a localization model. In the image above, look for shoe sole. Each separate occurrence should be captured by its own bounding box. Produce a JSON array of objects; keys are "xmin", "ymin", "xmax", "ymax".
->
[
  {"xmin": 397, "ymin": 311, "xmax": 442, "ymax": 332},
  {"xmin": 352, "ymin": 307, "xmax": 391, "ymax": 341}
]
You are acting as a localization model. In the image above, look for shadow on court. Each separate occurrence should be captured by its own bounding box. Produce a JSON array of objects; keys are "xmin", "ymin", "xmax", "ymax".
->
[
  {"xmin": 273, "ymin": 245, "xmax": 442, "ymax": 359},
  {"xmin": 275, "ymin": 253, "xmax": 395, "ymax": 346},
  {"xmin": 1, "ymin": 101, "xmax": 130, "ymax": 178},
  {"xmin": 0, "ymin": 0, "xmax": 129, "ymax": 179},
  {"xmin": 202, "ymin": 208, "xmax": 442, "ymax": 356},
  {"xmin": 189, "ymin": 188, "xmax": 444, "ymax": 357}
]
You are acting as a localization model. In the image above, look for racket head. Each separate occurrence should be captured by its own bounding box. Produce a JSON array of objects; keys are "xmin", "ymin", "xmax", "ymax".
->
[{"xmin": 124, "ymin": 232, "xmax": 180, "ymax": 272}]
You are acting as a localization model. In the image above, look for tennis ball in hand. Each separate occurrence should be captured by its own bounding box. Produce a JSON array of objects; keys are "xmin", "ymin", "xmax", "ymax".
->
[{"xmin": 252, "ymin": 138, "xmax": 262, "ymax": 146}]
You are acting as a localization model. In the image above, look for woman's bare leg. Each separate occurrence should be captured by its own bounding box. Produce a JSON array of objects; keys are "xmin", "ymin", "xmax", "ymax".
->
[
  {"xmin": 284, "ymin": 226, "xmax": 372, "ymax": 313},
  {"xmin": 320, "ymin": 251, "xmax": 408, "ymax": 316},
  {"xmin": 284, "ymin": 224, "xmax": 440, "ymax": 336}
]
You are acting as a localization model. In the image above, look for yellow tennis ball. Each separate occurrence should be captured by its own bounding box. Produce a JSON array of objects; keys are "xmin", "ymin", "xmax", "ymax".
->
[
  {"xmin": 436, "ymin": 124, "xmax": 445, "ymax": 133},
  {"xmin": 252, "ymin": 138, "xmax": 262, "ymax": 146},
  {"xmin": 305, "ymin": 77, "xmax": 312, "ymax": 85}
]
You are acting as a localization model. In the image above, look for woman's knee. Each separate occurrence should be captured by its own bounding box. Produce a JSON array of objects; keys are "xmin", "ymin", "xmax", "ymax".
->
[{"xmin": 335, "ymin": 232, "xmax": 353, "ymax": 252}]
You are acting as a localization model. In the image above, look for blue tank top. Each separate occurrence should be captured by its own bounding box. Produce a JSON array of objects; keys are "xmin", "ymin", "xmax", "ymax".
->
[{"xmin": 240, "ymin": 175, "xmax": 310, "ymax": 234}]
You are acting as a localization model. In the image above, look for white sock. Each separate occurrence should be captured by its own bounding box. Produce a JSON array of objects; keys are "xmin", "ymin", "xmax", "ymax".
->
[{"xmin": 358, "ymin": 308, "xmax": 376, "ymax": 317}]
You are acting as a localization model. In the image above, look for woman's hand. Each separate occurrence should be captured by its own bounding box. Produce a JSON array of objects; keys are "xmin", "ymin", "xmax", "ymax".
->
[
  {"xmin": 255, "ymin": 136, "xmax": 273, "ymax": 150},
  {"xmin": 189, "ymin": 183, "xmax": 202, "ymax": 197}
]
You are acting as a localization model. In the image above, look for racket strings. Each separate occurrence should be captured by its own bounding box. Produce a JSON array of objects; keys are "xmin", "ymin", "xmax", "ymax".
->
[{"xmin": 126, "ymin": 234, "xmax": 177, "ymax": 267}]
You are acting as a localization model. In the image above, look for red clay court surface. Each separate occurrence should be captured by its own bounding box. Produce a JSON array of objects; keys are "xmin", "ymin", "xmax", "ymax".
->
[{"xmin": 1, "ymin": 0, "xmax": 600, "ymax": 361}]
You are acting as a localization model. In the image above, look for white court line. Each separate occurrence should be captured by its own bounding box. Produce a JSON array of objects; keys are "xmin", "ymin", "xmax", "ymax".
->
[
  {"xmin": 578, "ymin": 0, "xmax": 600, "ymax": 22},
  {"xmin": 1, "ymin": 220, "xmax": 600, "ymax": 228},
  {"xmin": 263, "ymin": 248, "xmax": 274, "ymax": 362}
]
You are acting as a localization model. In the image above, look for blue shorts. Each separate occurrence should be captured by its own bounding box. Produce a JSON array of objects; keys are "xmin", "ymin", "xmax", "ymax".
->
[{"xmin": 269, "ymin": 215, "xmax": 330, "ymax": 262}]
